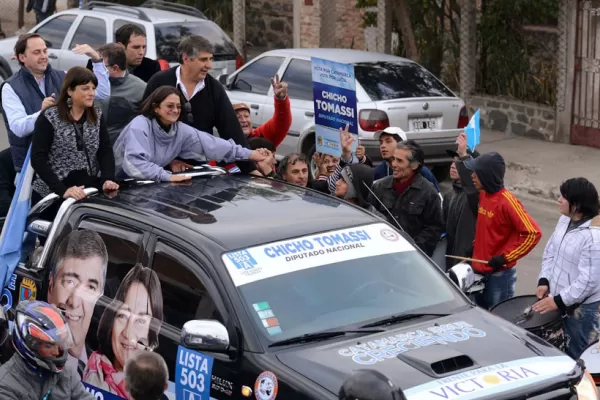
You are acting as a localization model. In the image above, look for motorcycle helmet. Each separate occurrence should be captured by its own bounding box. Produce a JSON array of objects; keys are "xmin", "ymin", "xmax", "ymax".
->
[
  {"xmin": 12, "ymin": 300, "xmax": 73, "ymax": 373},
  {"xmin": 338, "ymin": 370, "xmax": 407, "ymax": 400}
]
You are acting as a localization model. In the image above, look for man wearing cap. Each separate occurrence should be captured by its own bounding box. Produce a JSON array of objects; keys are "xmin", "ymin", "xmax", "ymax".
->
[
  {"xmin": 443, "ymin": 139, "xmax": 480, "ymax": 271},
  {"xmin": 373, "ymin": 127, "xmax": 440, "ymax": 193},
  {"xmin": 456, "ymin": 133, "xmax": 541, "ymax": 309},
  {"xmin": 232, "ymin": 74, "xmax": 292, "ymax": 149}
]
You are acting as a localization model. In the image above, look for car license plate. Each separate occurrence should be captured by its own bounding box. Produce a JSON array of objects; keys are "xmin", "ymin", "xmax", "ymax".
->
[{"xmin": 411, "ymin": 119, "xmax": 436, "ymax": 131}]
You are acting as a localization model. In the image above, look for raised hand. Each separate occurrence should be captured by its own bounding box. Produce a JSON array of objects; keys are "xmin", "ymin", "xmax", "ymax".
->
[{"xmin": 271, "ymin": 74, "xmax": 288, "ymax": 100}]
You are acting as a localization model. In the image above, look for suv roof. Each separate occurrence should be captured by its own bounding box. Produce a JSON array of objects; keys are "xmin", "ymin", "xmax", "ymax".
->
[
  {"xmin": 260, "ymin": 48, "xmax": 414, "ymax": 64},
  {"xmin": 80, "ymin": 176, "xmax": 377, "ymax": 251},
  {"xmin": 81, "ymin": 0, "xmax": 207, "ymax": 22}
]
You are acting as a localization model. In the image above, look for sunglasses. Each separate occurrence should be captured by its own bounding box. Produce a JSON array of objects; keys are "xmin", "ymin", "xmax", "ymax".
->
[{"xmin": 177, "ymin": 84, "xmax": 194, "ymax": 124}]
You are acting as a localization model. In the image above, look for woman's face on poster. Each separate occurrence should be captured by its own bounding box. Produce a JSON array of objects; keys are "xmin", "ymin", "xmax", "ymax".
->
[{"xmin": 111, "ymin": 281, "xmax": 153, "ymax": 371}]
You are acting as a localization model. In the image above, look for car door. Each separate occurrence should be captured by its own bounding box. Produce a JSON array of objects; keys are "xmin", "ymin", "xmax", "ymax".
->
[
  {"xmin": 41, "ymin": 208, "xmax": 153, "ymax": 399},
  {"xmin": 271, "ymin": 57, "xmax": 315, "ymax": 156},
  {"xmin": 225, "ymin": 55, "xmax": 286, "ymax": 128},
  {"xmin": 147, "ymin": 235, "xmax": 239, "ymax": 400},
  {"xmin": 32, "ymin": 13, "xmax": 78, "ymax": 68},
  {"xmin": 58, "ymin": 15, "xmax": 108, "ymax": 71}
]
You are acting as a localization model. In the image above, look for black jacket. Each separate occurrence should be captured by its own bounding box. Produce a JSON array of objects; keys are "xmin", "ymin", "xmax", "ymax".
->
[
  {"xmin": 443, "ymin": 181, "xmax": 477, "ymax": 270},
  {"xmin": 0, "ymin": 148, "xmax": 15, "ymax": 218},
  {"xmin": 86, "ymin": 57, "xmax": 160, "ymax": 83},
  {"xmin": 369, "ymin": 173, "xmax": 443, "ymax": 256}
]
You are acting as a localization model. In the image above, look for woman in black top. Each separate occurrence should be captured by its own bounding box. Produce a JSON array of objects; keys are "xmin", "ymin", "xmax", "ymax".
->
[{"xmin": 31, "ymin": 66, "xmax": 118, "ymax": 202}]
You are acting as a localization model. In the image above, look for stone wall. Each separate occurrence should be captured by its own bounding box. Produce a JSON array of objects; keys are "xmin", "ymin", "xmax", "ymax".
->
[
  {"xmin": 246, "ymin": 0, "xmax": 294, "ymax": 56},
  {"xmin": 467, "ymin": 95, "xmax": 556, "ymax": 141}
]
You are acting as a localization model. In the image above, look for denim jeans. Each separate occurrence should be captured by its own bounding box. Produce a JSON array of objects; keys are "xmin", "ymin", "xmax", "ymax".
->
[
  {"xmin": 476, "ymin": 268, "xmax": 517, "ymax": 310},
  {"xmin": 564, "ymin": 301, "xmax": 600, "ymax": 359}
]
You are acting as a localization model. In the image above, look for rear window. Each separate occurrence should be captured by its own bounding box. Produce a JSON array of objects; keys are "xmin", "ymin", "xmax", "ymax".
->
[
  {"xmin": 354, "ymin": 61, "xmax": 455, "ymax": 101},
  {"xmin": 154, "ymin": 21, "xmax": 237, "ymax": 62}
]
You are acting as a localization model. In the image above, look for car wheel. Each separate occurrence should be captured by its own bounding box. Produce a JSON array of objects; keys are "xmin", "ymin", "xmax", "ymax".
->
[
  {"xmin": 306, "ymin": 144, "xmax": 319, "ymax": 180},
  {"xmin": 432, "ymin": 164, "xmax": 451, "ymax": 183},
  {"xmin": 0, "ymin": 65, "xmax": 10, "ymax": 85}
]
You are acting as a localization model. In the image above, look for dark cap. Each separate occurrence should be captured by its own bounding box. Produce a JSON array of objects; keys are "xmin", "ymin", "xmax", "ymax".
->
[
  {"xmin": 463, "ymin": 151, "xmax": 503, "ymax": 171},
  {"xmin": 446, "ymin": 148, "xmax": 481, "ymax": 159}
]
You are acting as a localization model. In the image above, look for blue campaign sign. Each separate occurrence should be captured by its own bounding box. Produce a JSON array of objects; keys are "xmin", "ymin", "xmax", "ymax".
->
[
  {"xmin": 176, "ymin": 346, "xmax": 215, "ymax": 400},
  {"xmin": 311, "ymin": 57, "xmax": 358, "ymax": 157},
  {"xmin": 465, "ymin": 109, "xmax": 481, "ymax": 151}
]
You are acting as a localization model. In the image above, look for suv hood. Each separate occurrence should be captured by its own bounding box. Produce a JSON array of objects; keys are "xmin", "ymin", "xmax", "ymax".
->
[{"xmin": 275, "ymin": 308, "xmax": 578, "ymax": 399}]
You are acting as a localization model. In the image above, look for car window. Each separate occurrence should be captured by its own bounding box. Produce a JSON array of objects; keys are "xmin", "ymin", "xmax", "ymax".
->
[
  {"xmin": 69, "ymin": 17, "xmax": 107, "ymax": 49},
  {"xmin": 113, "ymin": 19, "xmax": 145, "ymax": 39},
  {"xmin": 282, "ymin": 59, "xmax": 313, "ymax": 101},
  {"xmin": 34, "ymin": 14, "xmax": 77, "ymax": 49},
  {"xmin": 155, "ymin": 21, "xmax": 237, "ymax": 62},
  {"xmin": 222, "ymin": 223, "xmax": 467, "ymax": 344},
  {"xmin": 233, "ymin": 56, "xmax": 284, "ymax": 95},
  {"xmin": 354, "ymin": 61, "xmax": 456, "ymax": 100},
  {"xmin": 151, "ymin": 241, "xmax": 222, "ymax": 379}
]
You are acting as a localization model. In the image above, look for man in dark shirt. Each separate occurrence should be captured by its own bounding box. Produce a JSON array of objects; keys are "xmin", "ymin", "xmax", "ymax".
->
[
  {"xmin": 143, "ymin": 35, "xmax": 256, "ymax": 174},
  {"xmin": 86, "ymin": 23, "xmax": 160, "ymax": 83}
]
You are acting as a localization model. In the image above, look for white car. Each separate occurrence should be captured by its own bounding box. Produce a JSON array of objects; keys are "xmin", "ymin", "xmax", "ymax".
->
[
  {"xmin": 0, "ymin": 0, "xmax": 242, "ymax": 83},
  {"xmin": 219, "ymin": 48, "xmax": 468, "ymax": 180}
]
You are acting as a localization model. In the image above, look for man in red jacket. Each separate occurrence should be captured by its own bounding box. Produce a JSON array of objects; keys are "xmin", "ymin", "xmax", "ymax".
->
[
  {"xmin": 232, "ymin": 75, "xmax": 292, "ymax": 149},
  {"xmin": 456, "ymin": 133, "xmax": 541, "ymax": 309}
]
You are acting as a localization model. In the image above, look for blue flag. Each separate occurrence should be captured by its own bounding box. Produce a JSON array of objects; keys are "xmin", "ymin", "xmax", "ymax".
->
[
  {"xmin": 465, "ymin": 109, "xmax": 481, "ymax": 151},
  {"xmin": 0, "ymin": 146, "xmax": 34, "ymax": 288}
]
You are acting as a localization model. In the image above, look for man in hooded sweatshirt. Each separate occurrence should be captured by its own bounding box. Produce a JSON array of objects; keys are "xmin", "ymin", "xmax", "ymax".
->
[{"xmin": 456, "ymin": 133, "xmax": 541, "ymax": 309}]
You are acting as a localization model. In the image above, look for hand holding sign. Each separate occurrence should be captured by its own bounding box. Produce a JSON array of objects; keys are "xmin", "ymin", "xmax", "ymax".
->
[{"xmin": 339, "ymin": 124, "xmax": 354, "ymax": 160}]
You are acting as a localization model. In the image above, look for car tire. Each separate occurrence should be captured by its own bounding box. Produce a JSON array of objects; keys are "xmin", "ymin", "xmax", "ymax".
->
[
  {"xmin": 0, "ymin": 65, "xmax": 9, "ymax": 85},
  {"xmin": 306, "ymin": 144, "xmax": 319, "ymax": 181},
  {"xmin": 432, "ymin": 164, "xmax": 451, "ymax": 183}
]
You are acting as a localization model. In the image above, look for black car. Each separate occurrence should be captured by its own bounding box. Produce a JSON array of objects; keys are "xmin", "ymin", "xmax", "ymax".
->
[{"xmin": 4, "ymin": 170, "xmax": 596, "ymax": 400}]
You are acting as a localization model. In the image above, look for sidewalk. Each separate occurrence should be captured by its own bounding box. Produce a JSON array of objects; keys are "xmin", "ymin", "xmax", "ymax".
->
[{"xmin": 476, "ymin": 129, "xmax": 600, "ymax": 202}]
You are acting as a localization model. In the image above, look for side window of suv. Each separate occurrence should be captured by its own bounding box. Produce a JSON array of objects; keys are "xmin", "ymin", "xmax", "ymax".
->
[
  {"xmin": 150, "ymin": 241, "xmax": 223, "ymax": 377},
  {"xmin": 69, "ymin": 17, "xmax": 107, "ymax": 49},
  {"xmin": 35, "ymin": 14, "xmax": 77, "ymax": 49},
  {"xmin": 282, "ymin": 59, "xmax": 313, "ymax": 101},
  {"xmin": 45, "ymin": 220, "xmax": 144, "ymax": 382},
  {"xmin": 233, "ymin": 56, "xmax": 284, "ymax": 95}
]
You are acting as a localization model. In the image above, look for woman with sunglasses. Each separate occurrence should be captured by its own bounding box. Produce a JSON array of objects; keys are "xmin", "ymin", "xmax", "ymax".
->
[
  {"xmin": 113, "ymin": 85, "xmax": 270, "ymax": 182},
  {"xmin": 31, "ymin": 67, "xmax": 119, "ymax": 202}
]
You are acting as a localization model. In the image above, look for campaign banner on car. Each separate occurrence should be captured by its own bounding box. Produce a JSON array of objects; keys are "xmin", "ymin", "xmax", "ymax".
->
[{"xmin": 311, "ymin": 57, "xmax": 358, "ymax": 157}]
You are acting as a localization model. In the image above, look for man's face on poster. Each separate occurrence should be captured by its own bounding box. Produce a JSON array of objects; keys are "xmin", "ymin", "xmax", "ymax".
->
[{"xmin": 48, "ymin": 256, "xmax": 105, "ymax": 357}]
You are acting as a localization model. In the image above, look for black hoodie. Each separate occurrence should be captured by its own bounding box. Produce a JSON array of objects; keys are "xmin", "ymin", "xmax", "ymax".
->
[{"xmin": 457, "ymin": 152, "xmax": 506, "ymax": 217}]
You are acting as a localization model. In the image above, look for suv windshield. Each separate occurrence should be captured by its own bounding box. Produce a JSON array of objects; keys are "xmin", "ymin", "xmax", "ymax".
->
[
  {"xmin": 154, "ymin": 21, "xmax": 237, "ymax": 62},
  {"xmin": 222, "ymin": 223, "xmax": 467, "ymax": 343},
  {"xmin": 354, "ymin": 61, "xmax": 456, "ymax": 101}
]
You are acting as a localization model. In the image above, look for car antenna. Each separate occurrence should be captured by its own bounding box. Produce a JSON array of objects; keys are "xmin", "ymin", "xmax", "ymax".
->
[{"xmin": 362, "ymin": 182, "xmax": 405, "ymax": 232}]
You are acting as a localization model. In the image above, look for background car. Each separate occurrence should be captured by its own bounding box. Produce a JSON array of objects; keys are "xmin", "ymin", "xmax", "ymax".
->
[
  {"xmin": 0, "ymin": 0, "xmax": 243, "ymax": 84},
  {"xmin": 219, "ymin": 48, "xmax": 469, "ymax": 181}
]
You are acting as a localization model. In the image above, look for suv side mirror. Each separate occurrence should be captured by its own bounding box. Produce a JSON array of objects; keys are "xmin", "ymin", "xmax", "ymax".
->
[
  {"xmin": 217, "ymin": 73, "xmax": 229, "ymax": 86},
  {"xmin": 447, "ymin": 262, "xmax": 475, "ymax": 292},
  {"xmin": 180, "ymin": 320, "xmax": 229, "ymax": 353}
]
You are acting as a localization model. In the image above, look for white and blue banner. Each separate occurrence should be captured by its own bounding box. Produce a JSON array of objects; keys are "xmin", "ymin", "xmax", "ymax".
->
[
  {"xmin": 465, "ymin": 109, "xmax": 481, "ymax": 151},
  {"xmin": 311, "ymin": 57, "xmax": 358, "ymax": 157},
  {"xmin": 0, "ymin": 145, "xmax": 34, "ymax": 288}
]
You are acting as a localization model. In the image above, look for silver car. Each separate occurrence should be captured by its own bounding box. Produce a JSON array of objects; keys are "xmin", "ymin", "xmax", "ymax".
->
[
  {"xmin": 0, "ymin": 0, "xmax": 241, "ymax": 84},
  {"xmin": 219, "ymin": 48, "xmax": 468, "ymax": 180}
]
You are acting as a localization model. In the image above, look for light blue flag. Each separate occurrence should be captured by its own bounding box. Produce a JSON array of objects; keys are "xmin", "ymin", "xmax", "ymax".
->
[
  {"xmin": 0, "ymin": 146, "xmax": 34, "ymax": 288},
  {"xmin": 465, "ymin": 109, "xmax": 481, "ymax": 151}
]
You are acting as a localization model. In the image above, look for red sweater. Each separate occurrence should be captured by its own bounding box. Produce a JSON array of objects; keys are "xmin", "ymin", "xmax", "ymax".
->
[
  {"xmin": 472, "ymin": 188, "xmax": 541, "ymax": 273},
  {"xmin": 210, "ymin": 96, "xmax": 292, "ymax": 171}
]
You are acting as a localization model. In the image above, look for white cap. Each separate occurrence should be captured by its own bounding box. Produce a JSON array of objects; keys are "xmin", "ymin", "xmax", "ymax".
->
[{"xmin": 374, "ymin": 127, "xmax": 407, "ymax": 142}]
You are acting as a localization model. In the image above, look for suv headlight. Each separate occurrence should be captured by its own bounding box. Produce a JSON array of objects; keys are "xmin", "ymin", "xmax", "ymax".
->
[{"xmin": 576, "ymin": 370, "xmax": 599, "ymax": 399}]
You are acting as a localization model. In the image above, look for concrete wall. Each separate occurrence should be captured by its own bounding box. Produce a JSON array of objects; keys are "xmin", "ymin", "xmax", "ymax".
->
[
  {"xmin": 468, "ymin": 95, "xmax": 556, "ymax": 141},
  {"xmin": 246, "ymin": 0, "xmax": 294, "ymax": 56}
]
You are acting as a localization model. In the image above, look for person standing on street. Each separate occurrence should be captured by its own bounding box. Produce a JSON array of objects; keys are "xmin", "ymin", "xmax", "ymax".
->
[
  {"xmin": 443, "ymin": 144, "xmax": 480, "ymax": 271},
  {"xmin": 124, "ymin": 351, "xmax": 169, "ymax": 400},
  {"xmin": 532, "ymin": 177, "xmax": 600, "ymax": 359},
  {"xmin": 369, "ymin": 140, "xmax": 443, "ymax": 256},
  {"xmin": 0, "ymin": 33, "xmax": 110, "ymax": 173},
  {"xmin": 0, "ymin": 300, "xmax": 94, "ymax": 400},
  {"xmin": 143, "ymin": 35, "xmax": 257, "ymax": 174},
  {"xmin": 456, "ymin": 133, "xmax": 541, "ymax": 309},
  {"xmin": 26, "ymin": 0, "xmax": 56, "ymax": 24}
]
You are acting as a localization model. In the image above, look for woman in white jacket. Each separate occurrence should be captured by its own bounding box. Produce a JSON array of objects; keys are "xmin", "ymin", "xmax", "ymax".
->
[{"xmin": 533, "ymin": 177, "xmax": 600, "ymax": 358}]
